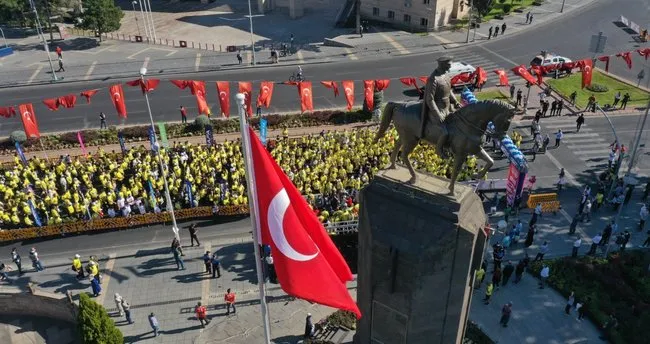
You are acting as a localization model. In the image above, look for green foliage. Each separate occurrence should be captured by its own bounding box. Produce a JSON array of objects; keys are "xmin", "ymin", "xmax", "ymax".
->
[
  {"xmin": 475, "ymin": 0, "xmax": 495, "ymax": 16},
  {"xmin": 10, "ymin": 131, "xmax": 27, "ymax": 144},
  {"xmin": 326, "ymin": 310, "xmax": 357, "ymax": 329},
  {"xmin": 498, "ymin": 0, "xmax": 507, "ymax": 3},
  {"xmin": 77, "ymin": 293, "xmax": 123, "ymax": 344},
  {"xmin": 194, "ymin": 114, "xmax": 212, "ymax": 130},
  {"xmin": 586, "ymin": 83, "xmax": 609, "ymax": 93},
  {"xmin": 463, "ymin": 321, "xmax": 495, "ymax": 344},
  {"xmin": 77, "ymin": 0, "xmax": 123, "ymax": 39},
  {"xmin": 0, "ymin": 0, "xmax": 30, "ymax": 26},
  {"xmin": 503, "ymin": 4, "xmax": 512, "ymax": 13}
]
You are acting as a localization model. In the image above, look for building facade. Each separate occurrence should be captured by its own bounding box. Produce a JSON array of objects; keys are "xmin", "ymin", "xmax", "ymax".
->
[{"xmin": 360, "ymin": 0, "xmax": 469, "ymax": 31}]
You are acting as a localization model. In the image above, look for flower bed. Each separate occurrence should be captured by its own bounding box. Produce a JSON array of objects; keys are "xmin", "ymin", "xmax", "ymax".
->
[{"xmin": 529, "ymin": 253, "xmax": 650, "ymax": 344}]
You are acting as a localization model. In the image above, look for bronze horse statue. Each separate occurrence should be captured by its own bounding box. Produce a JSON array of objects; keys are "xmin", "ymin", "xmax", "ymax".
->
[{"xmin": 374, "ymin": 99, "xmax": 516, "ymax": 194}]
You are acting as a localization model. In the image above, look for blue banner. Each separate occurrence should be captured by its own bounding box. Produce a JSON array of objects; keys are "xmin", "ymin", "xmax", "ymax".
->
[
  {"xmin": 185, "ymin": 181, "xmax": 195, "ymax": 207},
  {"xmin": 28, "ymin": 199, "xmax": 42, "ymax": 227},
  {"xmin": 118, "ymin": 132, "xmax": 127, "ymax": 154},
  {"xmin": 148, "ymin": 127, "xmax": 157, "ymax": 152},
  {"xmin": 147, "ymin": 180, "xmax": 157, "ymax": 209},
  {"xmin": 260, "ymin": 118, "xmax": 267, "ymax": 145},
  {"xmin": 205, "ymin": 125, "xmax": 214, "ymax": 146},
  {"xmin": 15, "ymin": 142, "xmax": 27, "ymax": 165}
]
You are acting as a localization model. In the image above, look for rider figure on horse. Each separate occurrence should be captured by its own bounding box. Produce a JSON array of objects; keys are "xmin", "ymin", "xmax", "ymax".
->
[{"xmin": 420, "ymin": 55, "xmax": 461, "ymax": 158}]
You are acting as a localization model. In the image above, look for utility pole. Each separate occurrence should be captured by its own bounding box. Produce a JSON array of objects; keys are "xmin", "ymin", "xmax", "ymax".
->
[
  {"xmin": 43, "ymin": 0, "xmax": 55, "ymax": 42},
  {"xmin": 28, "ymin": 0, "xmax": 58, "ymax": 81},
  {"xmin": 466, "ymin": 0, "xmax": 473, "ymax": 43},
  {"xmin": 560, "ymin": 0, "xmax": 566, "ymax": 13},
  {"xmin": 247, "ymin": 0, "xmax": 256, "ymax": 65},
  {"xmin": 355, "ymin": 0, "xmax": 361, "ymax": 35}
]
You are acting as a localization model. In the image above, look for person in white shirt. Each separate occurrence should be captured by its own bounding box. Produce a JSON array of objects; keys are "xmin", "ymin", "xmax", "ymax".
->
[
  {"xmin": 572, "ymin": 238, "xmax": 582, "ymax": 258},
  {"xmin": 640, "ymin": 204, "xmax": 649, "ymax": 231},
  {"xmin": 539, "ymin": 265, "xmax": 550, "ymax": 289},
  {"xmin": 588, "ymin": 233, "xmax": 602, "ymax": 255},
  {"xmin": 117, "ymin": 197, "xmax": 125, "ymax": 210},
  {"xmin": 554, "ymin": 129, "xmax": 563, "ymax": 147},
  {"xmin": 582, "ymin": 199, "xmax": 592, "ymax": 222}
]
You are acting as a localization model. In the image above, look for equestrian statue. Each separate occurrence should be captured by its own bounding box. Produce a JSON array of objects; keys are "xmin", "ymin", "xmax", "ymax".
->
[{"xmin": 374, "ymin": 56, "xmax": 516, "ymax": 194}]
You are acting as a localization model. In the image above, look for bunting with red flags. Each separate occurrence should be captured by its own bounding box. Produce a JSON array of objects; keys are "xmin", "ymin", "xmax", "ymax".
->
[
  {"xmin": 257, "ymin": 81, "xmax": 274, "ymax": 108},
  {"xmin": 511, "ymin": 65, "xmax": 538, "ymax": 85},
  {"xmin": 43, "ymin": 98, "xmax": 60, "ymax": 111},
  {"xmin": 341, "ymin": 80, "xmax": 354, "ymax": 111},
  {"xmin": 616, "ymin": 52, "xmax": 633, "ymax": 69},
  {"xmin": 239, "ymin": 82, "xmax": 253, "ymax": 117},
  {"xmin": 0, "ymin": 106, "xmax": 16, "ymax": 118},
  {"xmin": 126, "ymin": 78, "xmax": 161, "ymax": 94},
  {"xmin": 18, "ymin": 103, "xmax": 40, "ymax": 139},
  {"xmin": 190, "ymin": 81, "xmax": 211, "ymax": 116},
  {"xmin": 80, "ymin": 89, "xmax": 99, "ymax": 103},
  {"xmin": 474, "ymin": 67, "xmax": 488, "ymax": 87},
  {"xmin": 320, "ymin": 81, "xmax": 339, "ymax": 97},
  {"xmin": 450, "ymin": 72, "xmax": 474, "ymax": 85},
  {"xmin": 638, "ymin": 48, "xmax": 650, "ymax": 60},
  {"xmin": 216, "ymin": 81, "xmax": 230, "ymax": 118},
  {"xmin": 109, "ymin": 84, "xmax": 127, "ymax": 118},
  {"xmin": 418, "ymin": 76, "xmax": 428, "ymax": 84},
  {"xmin": 530, "ymin": 66, "xmax": 544, "ymax": 85},
  {"xmin": 374, "ymin": 79, "xmax": 390, "ymax": 91},
  {"xmin": 399, "ymin": 77, "xmax": 422, "ymax": 95},
  {"xmin": 597, "ymin": 56, "xmax": 610, "ymax": 72},
  {"xmin": 363, "ymin": 80, "xmax": 375, "ymax": 110},
  {"xmin": 170, "ymin": 80, "xmax": 190, "ymax": 90},
  {"xmin": 298, "ymin": 81, "xmax": 314, "ymax": 113},
  {"xmin": 493, "ymin": 69, "xmax": 509, "ymax": 86}
]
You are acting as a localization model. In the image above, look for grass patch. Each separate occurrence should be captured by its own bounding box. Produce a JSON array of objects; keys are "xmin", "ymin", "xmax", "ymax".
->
[
  {"xmin": 475, "ymin": 89, "xmax": 509, "ymax": 102},
  {"xmin": 483, "ymin": 0, "xmax": 536, "ymax": 21},
  {"xmin": 547, "ymin": 70, "xmax": 650, "ymax": 109}
]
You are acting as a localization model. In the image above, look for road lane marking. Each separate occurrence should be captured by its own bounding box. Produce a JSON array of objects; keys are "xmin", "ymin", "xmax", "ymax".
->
[
  {"xmin": 246, "ymin": 50, "xmax": 252, "ymax": 65},
  {"xmin": 344, "ymin": 48, "xmax": 358, "ymax": 60},
  {"xmin": 127, "ymin": 47, "xmax": 150, "ymax": 59},
  {"xmin": 141, "ymin": 56, "xmax": 150, "ymax": 70},
  {"xmin": 195, "ymin": 53, "xmax": 201, "ymax": 71},
  {"xmin": 27, "ymin": 65, "xmax": 43, "ymax": 84},
  {"xmin": 201, "ymin": 243, "xmax": 212, "ymax": 306},
  {"xmin": 476, "ymin": 44, "xmax": 518, "ymax": 66},
  {"xmin": 428, "ymin": 32, "xmax": 453, "ymax": 45},
  {"xmin": 84, "ymin": 61, "xmax": 97, "ymax": 80},
  {"xmin": 96, "ymin": 253, "xmax": 117, "ymax": 306},
  {"xmin": 296, "ymin": 50, "xmax": 305, "ymax": 63},
  {"xmin": 377, "ymin": 32, "xmax": 410, "ymax": 54}
]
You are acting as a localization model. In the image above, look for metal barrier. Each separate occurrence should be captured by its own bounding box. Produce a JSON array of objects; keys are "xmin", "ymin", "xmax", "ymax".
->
[
  {"xmin": 325, "ymin": 220, "xmax": 359, "ymax": 235},
  {"xmin": 526, "ymin": 193, "xmax": 560, "ymax": 213}
]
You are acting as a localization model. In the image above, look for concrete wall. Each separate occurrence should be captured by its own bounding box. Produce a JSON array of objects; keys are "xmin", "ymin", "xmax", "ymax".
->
[
  {"xmin": 0, "ymin": 286, "xmax": 78, "ymax": 324},
  {"xmin": 360, "ymin": 0, "xmax": 468, "ymax": 31}
]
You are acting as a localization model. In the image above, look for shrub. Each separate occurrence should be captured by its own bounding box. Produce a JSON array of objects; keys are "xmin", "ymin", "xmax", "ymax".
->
[
  {"xmin": 498, "ymin": 0, "xmax": 507, "ymax": 3},
  {"xmin": 326, "ymin": 310, "xmax": 357, "ymax": 329},
  {"xmin": 532, "ymin": 0, "xmax": 543, "ymax": 5},
  {"xmin": 194, "ymin": 114, "xmax": 211, "ymax": 130},
  {"xmin": 10, "ymin": 130, "xmax": 27, "ymax": 144},
  {"xmin": 503, "ymin": 4, "xmax": 512, "ymax": 13},
  {"xmin": 463, "ymin": 321, "xmax": 495, "ymax": 344},
  {"xmin": 77, "ymin": 293, "xmax": 123, "ymax": 344},
  {"xmin": 586, "ymin": 83, "xmax": 609, "ymax": 92}
]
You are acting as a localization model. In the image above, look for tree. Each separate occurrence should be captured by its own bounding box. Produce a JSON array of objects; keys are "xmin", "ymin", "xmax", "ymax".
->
[
  {"xmin": 0, "ymin": 0, "xmax": 31, "ymax": 26},
  {"xmin": 77, "ymin": 0, "xmax": 123, "ymax": 41},
  {"xmin": 77, "ymin": 293, "xmax": 123, "ymax": 344},
  {"xmin": 474, "ymin": 0, "xmax": 495, "ymax": 16}
]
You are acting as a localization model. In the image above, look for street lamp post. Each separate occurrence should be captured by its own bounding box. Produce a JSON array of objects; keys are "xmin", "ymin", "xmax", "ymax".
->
[
  {"xmin": 560, "ymin": 0, "xmax": 566, "ymax": 13},
  {"xmin": 246, "ymin": 0, "xmax": 256, "ymax": 65},
  {"xmin": 28, "ymin": 0, "xmax": 58, "ymax": 81},
  {"xmin": 140, "ymin": 67, "xmax": 180, "ymax": 240},
  {"xmin": 465, "ymin": 0, "xmax": 473, "ymax": 44},
  {"xmin": 144, "ymin": 0, "xmax": 157, "ymax": 42},
  {"xmin": 0, "ymin": 27, "xmax": 8, "ymax": 48},
  {"xmin": 131, "ymin": 1, "xmax": 141, "ymax": 36},
  {"xmin": 137, "ymin": 0, "xmax": 151, "ymax": 40}
]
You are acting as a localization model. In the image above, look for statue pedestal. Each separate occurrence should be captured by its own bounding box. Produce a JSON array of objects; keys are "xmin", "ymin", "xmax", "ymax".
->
[{"xmin": 355, "ymin": 168, "xmax": 487, "ymax": 344}]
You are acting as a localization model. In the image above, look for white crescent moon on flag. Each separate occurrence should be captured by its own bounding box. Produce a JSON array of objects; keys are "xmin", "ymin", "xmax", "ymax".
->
[
  {"xmin": 23, "ymin": 111, "xmax": 32, "ymax": 122},
  {"xmin": 219, "ymin": 91, "xmax": 227, "ymax": 99},
  {"xmin": 268, "ymin": 188, "xmax": 318, "ymax": 262},
  {"xmin": 262, "ymin": 86, "xmax": 269, "ymax": 94},
  {"xmin": 517, "ymin": 67, "xmax": 524, "ymax": 74},
  {"xmin": 584, "ymin": 66, "xmax": 591, "ymax": 72},
  {"xmin": 344, "ymin": 87, "xmax": 352, "ymax": 96},
  {"xmin": 302, "ymin": 88, "xmax": 310, "ymax": 97},
  {"xmin": 113, "ymin": 92, "xmax": 120, "ymax": 100}
]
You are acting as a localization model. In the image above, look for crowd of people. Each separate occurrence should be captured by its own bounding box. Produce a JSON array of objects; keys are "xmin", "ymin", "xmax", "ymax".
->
[{"xmin": 0, "ymin": 127, "xmax": 480, "ymax": 230}]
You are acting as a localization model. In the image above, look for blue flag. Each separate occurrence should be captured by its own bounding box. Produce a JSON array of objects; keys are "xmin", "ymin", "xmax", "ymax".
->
[
  {"xmin": 28, "ymin": 199, "xmax": 42, "ymax": 227},
  {"xmin": 118, "ymin": 131, "xmax": 128, "ymax": 154},
  {"xmin": 205, "ymin": 125, "xmax": 214, "ymax": 146},
  {"xmin": 148, "ymin": 127, "xmax": 157, "ymax": 152},
  {"xmin": 148, "ymin": 180, "xmax": 157, "ymax": 209},
  {"xmin": 260, "ymin": 118, "xmax": 267, "ymax": 145},
  {"xmin": 15, "ymin": 142, "xmax": 27, "ymax": 165},
  {"xmin": 185, "ymin": 181, "xmax": 194, "ymax": 207}
]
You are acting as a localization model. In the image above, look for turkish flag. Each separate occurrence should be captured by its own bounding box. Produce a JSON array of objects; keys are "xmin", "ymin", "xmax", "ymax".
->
[
  {"xmin": 58, "ymin": 94, "xmax": 76, "ymax": 108},
  {"xmin": 257, "ymin": 81, "xmax": 274, "ymax": 108},
  {"xmin": 562, "ymin": 61, "xmax": 576, "ymax": 71},
  {"xmin": 638, "ymin": 48, "xmax": 650, "ymax": 60},
  {"xmin": 418, "ymin": 76, "xmax": 428, "ymax": 84},
  {"xmin": 298, "ymin": 81, "xmax": 314, "ymax": 112},
  {"xmin": 597, "ymin": 56, "xmax": 610, "ymax": 72},
  {"xmin": 616, "ymin": 52, "xmax": 633, "ymax": 69},
  {"xmin": 239, "ymin": 82, "xmax": 253, "ymax": 117},
  {"xmin": 341, "ymin": 80, "xmax": 354, "ymax": 111},
  {"xmin": 216, "ymin": 81, "xmax": 230, "ymax": 118},
  {"xmin": 246, "ymin": 126, "xmax": 361, "ymax": 318},
  {"xmin": 450, "ymin": 72, "xmax": 474, "ymax": 85},
  {"xmin": 43, "ymin": 98, "xmax": 60, "ymax": 111},
  {"xmin": 80, "ymin": 89, "xmax": 99, "ymax": 103},
  {"xmin": 0, "ymin": 106, "xmax": 16, "ymax": 118},
  {"xmin": 374, "ymin": 79, "xmax": 390, "ymax": 91},
  {"xmin": 127, "ymin": 78, "xmax": 160, "ymax": 94},
  {"xmin": 530, "ymin": 66, "xmax": 544, "ymax": 85},
  {"xmin": 493, "ymin": 69, "xmax": 509, "ymax": 86},
  {"xmin": 475, "ymin": 67, "xmax": 488, "ymax": 86},
  {"xmin": 190, "ymin": 81, "xmax": 211, "ymax": 116},
  {"xmin": 109, "ymin": 84, "xmax": 127, "ymax": 118},
  {"xmin": 399, "ymin": 77, "xmax": 422, "ymax": 95},
  {"xmin": 170, "ymin": 80, "xmax": 190, "ymax": 90},
  {"xmin": 363, "ymin": 80, "xmax": 375, "ymax": 110},
  {"xmin": 579, "ymin": 58, "xmax": 593, "ymax": 89},
  {"xmin": 18, "ymin": 103, "xmax": 40, "ymax": 139},
  {"xmin": 320, "ymin": 81, "xmax": 339, "ymax": 97},
  {"xmin": 511, "ymin": 65, "xmax": 538, "ymax": 85}
]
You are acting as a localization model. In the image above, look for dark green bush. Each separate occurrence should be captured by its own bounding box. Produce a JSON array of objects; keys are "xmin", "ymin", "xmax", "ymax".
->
[
  {"xmin": 503, "ymin": 4, "xmax": 512, "ymax": 13},
  {"xmin": 77, "ymin": 293, "xmax": 123, "ymax": 344},
  {"xmin": 326, "ymin": 310, "xmax": 357, "ymax": 329},
  {"xmin": 194, "ymin": 114, "xmax": 211, "ymax": 130},
  {"xmin": 463, "ymin": 321, "xmax": 495, "ymax": 344},
  {"xmin": 586, "ymin": 83, "xmax": 609, "ymax": 92},
  {"xmin": 10, "ymin": 130, "xmax": 27, "ymax": 144}
]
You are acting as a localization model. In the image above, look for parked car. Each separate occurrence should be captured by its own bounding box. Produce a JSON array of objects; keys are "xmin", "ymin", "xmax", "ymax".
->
[
  {"xmin": 530, "ymin": 52, "xmax": 573, "ymax": 74},
  {"xmin": 448, "ymin": 61, "xmax": 477, "ymax": 88}
]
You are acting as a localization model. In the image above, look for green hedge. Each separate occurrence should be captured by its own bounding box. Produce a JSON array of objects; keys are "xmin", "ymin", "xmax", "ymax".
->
[
  {"xmin": 529, "ymin": 253, "xmax": 650, "ymax": 344},
  {"xmin": 77, "ymin": 293, "xmax": 123, "ymax": 344},
  {"xmin": 463, "ymin": 321, "xmax": 495, "ymax": 344}
]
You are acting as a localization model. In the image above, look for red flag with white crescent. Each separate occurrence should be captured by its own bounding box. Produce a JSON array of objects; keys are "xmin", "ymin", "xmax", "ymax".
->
[
  {"xmin": 239, "ymin": 82, "xmax": 253, "ymax": 117},
  {"xmin": 298, "ymin": 81, "xmax": 313, "ymax": 113},
  {"xmin": 257, "ymin": 81, "xmax": 274, "ymax": 108},
  {"xmin": 216, "ymin": 81, "xmax": 230, "ymax": 118},
  {"xmin": 493, "ymin": 69, "xmax": 509, "ymax": 86},
  {"xmin": 418, "ymin": 76, "xmax": 428, "ymax": 84},
  {"xmin": 190, "ymin": 81, "xmax": 211, "ymax": 116},
  {"xmin": 18, "ymin": 103, "xmax": 40, "ymax": 138},
  {"xmin": 109, "ymin": 84, "xmax": 127, "ymax": 118},
  {"xmin": 341, "ymin": 80, "xmax": 354, "ymax": 111},
  {"xmin": 616, "ymin": 52, "xmax": 633, "ymax": 69},
  {"xmin": 450, "ymin": 72, "xmax": 474, "ymax": 85},
  {"xmin": 511, "ymin": 65, "xmax": 538, "ymax": 85},
  {"xmin": 638, "ymin": 48, "xmax": 650, "ymax": 60},
  {"xmin": 363, "ymin": 80, "xmax": 375, "ymax": 110},
  {"xmin": 374, "ymin": 79, "xmax": 390, "ymax": 91},
  {"xmin": 597, "ymin": 56, "xmax": 610, "ymax": 72},
  {"xmin": 0, "ymin": 106, "xmax": 16, "ymax": 118},
  {"xmin": 58, "ymin": 94, "xmax": 76, "ymax": 108},
  {"xmin": 530, "ymin": 66, "xmax": 544, "ymax": 85},
  {"xmin": 475, "ymin": 67, "xmax": 488, "ymax": 86},
  {"xmin": 43, "ymin": 98, "xmax": 60, "ymax": 111},
  {"xmin": 579, "ymin": 58, "xmax": 593, "ymax": 88},
  {"xmin": 245, "ymin": 126, "xmax": 361, "ymax": 318},
  {"xmin": 320, "ymin": 81, "xmax": 339, "ymax": 97},
  {"xmin": 170, "ymin": 80, "xmax": 190, "ymax": 90},
  {"xmin": 80, "ymin": 89, "xmax": 99, "ymax": 104}
]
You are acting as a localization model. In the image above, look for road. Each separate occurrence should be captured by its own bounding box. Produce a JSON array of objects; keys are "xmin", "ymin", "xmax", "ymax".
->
[{"xmin": 0, "ymin": 0, "xmax": 647, "ymax": 137}]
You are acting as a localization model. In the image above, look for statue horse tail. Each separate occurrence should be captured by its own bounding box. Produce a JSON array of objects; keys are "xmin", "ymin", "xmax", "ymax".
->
[{"xmin": 373, "ymin": 101, "xmax": 398, "ymax": 144}]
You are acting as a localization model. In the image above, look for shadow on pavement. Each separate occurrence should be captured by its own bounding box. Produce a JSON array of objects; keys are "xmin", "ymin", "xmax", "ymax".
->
[
  {"xmin": 159, "ymin": 324, "xmax": 203, "ymax": 335},
  {"xmin": 172, "ymin": 271, "xmax": 207, "ymax": 283},
  {"xmin": 215, "ymin": 243, "xmax": 257, "ymax": 284},
  {"xmin": 274, "ymin": 334, "xmax": 305, "ymax": 343}
]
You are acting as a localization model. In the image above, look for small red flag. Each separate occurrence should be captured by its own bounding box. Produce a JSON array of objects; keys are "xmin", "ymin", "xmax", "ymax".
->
[
  {"xmin": 530, "ymin": 66, "xmax": 544, "ymax": 85},
  {"xmin": 562, "ymin": 62, "xmax": 576, "ymax": 71},
  {"xmin": 399, "ymin": 77, "xmax": 422, "ymax": 95},
  {"xmin": 511, "ymin": 65, "xmax": 538, "ymax": 85},
  {"xmin": 109, "ymin": 84, "xmax": 127, "ymax": 118},
  {"xmin": 18, "ymin": 103, "xmax": 40, "ymax": 139},
  {"xmin": 190, "ymin": 81, "xmax": 211, "ymax": 116},
  {"xmin": 374, "ymin": 79, "xmax": 390, "ymax": 91},
  {"xmin": 0, "ymin": 106, "xmax": 16, "ymax": 118},
  {"xmin": 246, "ymin": 126, "xmax": 361, "ymax": 318},
  {"xmin": 450, "ymin": 72, "xmax": 474, "ymax": 85},
  {"xmin": 58, "ymin": 94, "xmax": 76, "ymax": 108},
  {"xmin": 341, "ymin": 80, "xmax": 354, "ymax": 111},
  {"xmin": 579, "ymin": 59, "xmax": 593, "ymax": 89},
  {"xmin": 475, "ymin": 67, "xmax": 488, "ymax": 86},
  {"xmin": 597, "ymin": 56, "xmax": 610, "ymax": 72},
  {"xmin": 170, "ymin": 80, "xmax": 190, "ymax": 90},
  {"xmin": 363, "ymin": 80, "xmax": 375, "ymax": 110},
  {"xmin": 43, "ymin": 98, "xmax": 60, "ymax": 111},
  {"xmin": 80, "ymin": 89, "xmax": 99, "ymax": 103},
  {"xmin": 239, "ymin": 82, "xmax": 253, "ymax": 117},
  {"xmin": 257, "ymin": 81, "xmax": 274, "ymax": 108},
  {"xmin": 493, "ymin": 69, "xmax": 509, "ymax": 86},
  {"xmin": 298, "ymin": 81, "xmax": 314, "ymax": 113},
  {"xmin": 418, "ymin": 76, "xmax": 428, "ymax": 84},
  {"xmin": 126, "ymin": 79, "xmax": 160, "ymax": 94},
  {"xmin": 616, "ymin": 52, "xmax": 633, "ymax": 69},
  {"xmin": 216, "ymin": 81, "xmax": 230, "ymax": 118},
  {"xmin": 320, "ymin": 81, "xmax": 339, "ymax": 97},
  {"xmin": 638, "ymin": 48, "xmax": 650, "ymax": 60}
]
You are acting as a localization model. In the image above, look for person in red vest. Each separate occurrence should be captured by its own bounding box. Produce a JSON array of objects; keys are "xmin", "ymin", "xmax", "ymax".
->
[
  {"xmin": 180, "ymin": 105, "xmax": 187, "ymax": 124},
  {"xmin": 194, "ymin": 302, "xmax": 209, "ymax": 327},
  {"xmin": 55, "ymin": 46, "xmax": 62, "ymax": 58},
  {"xmin": 225, "ymin": 289, "xmax": 236, "ymax": 315}
]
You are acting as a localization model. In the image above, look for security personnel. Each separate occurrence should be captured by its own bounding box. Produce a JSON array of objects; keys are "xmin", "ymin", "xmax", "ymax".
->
[{"xmin": 72, "ymin": 254, "xmax": 84, "ymax": 279}]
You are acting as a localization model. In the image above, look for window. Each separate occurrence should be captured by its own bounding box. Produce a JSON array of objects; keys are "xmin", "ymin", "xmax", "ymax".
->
[
  {"xmin": 387, "ymin": 11, "xmax": 395, "ymax": 20},
  {"xmin": 420, "ymin": 18, "xmax": 429, "ymax": 26},
  {"xmin": 423, "ymin": 0, "xmax": 430, "ymax": 4},
  {"xmin": 404, "ymin": 14, "xmax": 411, "ymax": 23},
  {"xmin": 373, "ymin": 7, "xmax": 379, "ymax": 16}
]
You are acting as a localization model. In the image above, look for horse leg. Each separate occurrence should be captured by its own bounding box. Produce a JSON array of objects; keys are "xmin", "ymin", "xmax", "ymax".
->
[
  {"xmin": 388, "ymin": 138, "xmax": 401, "ymax": 170},
  {"xmin": 400, "ymin": 137, "xmax": 419, "ymax": 184},
  {"xmin": 475, "ymin": 147, "xmax": 494, "ymax": 180},
  {"xmin": 449, "ymin": 153, "xmax": 467, "ymax": 195}
]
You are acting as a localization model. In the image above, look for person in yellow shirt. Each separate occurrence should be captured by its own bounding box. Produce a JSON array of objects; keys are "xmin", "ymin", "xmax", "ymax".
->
[{"xmin": 72, "ymin": 254, "xmax": 85, "ymax": 279}]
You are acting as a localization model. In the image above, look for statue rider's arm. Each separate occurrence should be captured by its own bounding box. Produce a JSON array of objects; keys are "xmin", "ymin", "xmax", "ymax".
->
[{"xmin": 449, "ymin": 88, "xmax": 460, "ymax": 108}]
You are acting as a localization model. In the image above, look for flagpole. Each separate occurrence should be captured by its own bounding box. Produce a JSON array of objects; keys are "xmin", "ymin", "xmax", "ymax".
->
[{"xmin": 236, "ymin": 93, "xmax": 272, "ymax": 344}]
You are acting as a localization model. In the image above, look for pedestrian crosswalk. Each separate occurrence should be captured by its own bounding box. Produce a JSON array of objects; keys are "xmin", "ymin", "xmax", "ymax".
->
[{"xmin": 540, "ymin": 117, "xmax": 613, "ymax": 169}]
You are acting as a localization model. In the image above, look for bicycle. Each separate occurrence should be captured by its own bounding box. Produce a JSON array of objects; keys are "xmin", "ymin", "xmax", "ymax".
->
[{"xmin": 288, "ymin": 73, "xmax": 305, "ymax": 82}]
